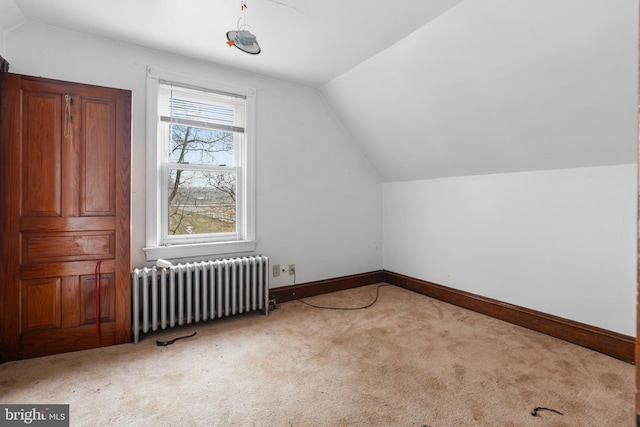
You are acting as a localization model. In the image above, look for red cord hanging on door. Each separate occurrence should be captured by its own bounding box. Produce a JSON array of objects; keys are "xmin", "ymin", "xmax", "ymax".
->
[{"xmin": 94, "ymin": 261, "xmax": 101, "ymax": 340}]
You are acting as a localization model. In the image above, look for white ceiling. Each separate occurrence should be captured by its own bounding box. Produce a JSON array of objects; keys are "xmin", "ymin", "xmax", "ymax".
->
[
  {"xmin": 322, "ymin": 0, "xmax": 638, "ymax": 181},
  {"xmin": 1, "ymin": 0, "xmax": 637, "ymax": 182},
  {"xmin": 2, "ymin": 0, "xmax": 465, "ymax": 87}
]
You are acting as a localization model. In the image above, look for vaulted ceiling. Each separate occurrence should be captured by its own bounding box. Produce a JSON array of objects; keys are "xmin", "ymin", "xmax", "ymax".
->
[
  {"xmin": 321, "ymin": 1, "xmax": 638, "ymax": 181},
  {"xmin": 0, "ymin": 0, "xmax": 465, "ymax": 87},
  {"xmin": 1, "ymin": 0, "xmax": 637, "ymax": 182}
]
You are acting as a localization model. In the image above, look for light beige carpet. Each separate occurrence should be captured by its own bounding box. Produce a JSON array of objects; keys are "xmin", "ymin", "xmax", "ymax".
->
[{"xmin": 0, "ymin": 284, "xmax": 634, "ymax": 426}]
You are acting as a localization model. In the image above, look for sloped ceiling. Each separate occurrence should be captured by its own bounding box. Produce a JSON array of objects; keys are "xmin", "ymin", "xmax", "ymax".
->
[
  {"xmin": 322, "ymin": 0, "xmax": 638, "ymax": 181},
  {"xmin": 1, "ymin": 0, "xmax": 637, "ymax": 182}
]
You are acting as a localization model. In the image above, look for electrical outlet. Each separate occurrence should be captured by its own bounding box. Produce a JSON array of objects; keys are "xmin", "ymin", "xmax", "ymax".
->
[
  {"xmin": 273, "ymin": 264, "xmax": 280, "ymax": 277},
  {"xmin": 288, "ymin": 264, "xmax": 295, "ymax": 275}
]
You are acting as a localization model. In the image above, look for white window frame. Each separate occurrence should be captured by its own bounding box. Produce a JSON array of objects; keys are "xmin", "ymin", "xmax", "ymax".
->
[{"xmin": 144, "ymin": 66, "xmax": 256, "ymax": 261}]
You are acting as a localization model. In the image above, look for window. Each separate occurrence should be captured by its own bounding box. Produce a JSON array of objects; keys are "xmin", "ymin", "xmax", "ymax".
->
[{"xmin": 144, "ymin": 67, "xmax": 256, "ymax": 260}]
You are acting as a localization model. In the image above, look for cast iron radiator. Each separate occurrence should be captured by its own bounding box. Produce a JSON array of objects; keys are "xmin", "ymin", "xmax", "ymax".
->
[{"xmin": 131, "ymin": 255, "xmax": 269, "ymax": 343}]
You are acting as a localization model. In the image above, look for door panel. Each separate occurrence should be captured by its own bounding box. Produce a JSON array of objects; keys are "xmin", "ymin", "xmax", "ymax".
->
[
  {"xmin": 20, "ymin": 279, "xmax": 61, "ymax": 332},
  {"xmin": 81, "ymin": 273, "xmax": 116, "ymax": 324},
  {"xmin": 82, "ymin": 98, "xmax": 116, "ymax": 216},
  {"xmin": 22, "ymin": 91, "xmax": 62, "ymax": 217},
  {"xmin": 21, "ymin": 231, "xmax": 115, "ymax": 263},
  {"xmin": 61, "ymin": 277, "xmax": 81, "ymax": 328}
]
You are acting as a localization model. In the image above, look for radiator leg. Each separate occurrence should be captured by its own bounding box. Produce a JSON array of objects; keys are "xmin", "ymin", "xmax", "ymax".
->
[{"xmin": 132, "ymin": 270, "xmax": 140, "ymax": 343}]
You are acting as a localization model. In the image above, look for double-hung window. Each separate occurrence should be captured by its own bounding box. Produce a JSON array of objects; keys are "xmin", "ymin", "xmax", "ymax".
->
[{"xmin": 145, "ymin": 67, "xmax": 256, "ymax": 260}]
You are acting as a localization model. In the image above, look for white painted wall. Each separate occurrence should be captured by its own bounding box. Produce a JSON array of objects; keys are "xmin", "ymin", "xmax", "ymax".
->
[
  {"xmin": 383, "ymin": 164, "xmax": 637, "ymax": 336},
  {"xmin": 5, "ymin": 22, "xmax": 383, "ymax": 286}
]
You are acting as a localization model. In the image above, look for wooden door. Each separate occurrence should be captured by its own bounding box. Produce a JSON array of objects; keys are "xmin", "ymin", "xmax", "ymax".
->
[{"xmin": 0, "ymin": 73, "xmax": 131, "ymax": 361}]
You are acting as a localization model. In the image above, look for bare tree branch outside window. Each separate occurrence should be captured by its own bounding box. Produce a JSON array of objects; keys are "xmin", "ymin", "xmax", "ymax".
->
[{"xmin": 168, "ymin": 124, "xmax": 237, "ymax": 235}]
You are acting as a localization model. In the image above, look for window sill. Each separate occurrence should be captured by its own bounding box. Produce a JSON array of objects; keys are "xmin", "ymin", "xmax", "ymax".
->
[{"xmin": 143, "ymin": 240, "xmax": 257, "ymax": 262}]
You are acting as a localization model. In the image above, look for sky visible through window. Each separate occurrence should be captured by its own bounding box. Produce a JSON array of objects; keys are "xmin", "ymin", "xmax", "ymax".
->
[
  {"xmin": 169, "ymin": 125, "xmax": 234, "ymax": 166},
  {"xmin": 167, "ymin": 123, "xmax": 237, "ymax": 235}
]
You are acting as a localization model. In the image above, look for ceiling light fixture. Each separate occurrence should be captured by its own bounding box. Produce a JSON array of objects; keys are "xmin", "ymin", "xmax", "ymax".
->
[{"xmin": 226, "ymin": 1, "xmax": 261, "ymax": 55}]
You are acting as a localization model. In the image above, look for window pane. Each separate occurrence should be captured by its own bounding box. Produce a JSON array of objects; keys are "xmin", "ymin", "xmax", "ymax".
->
[
  {"xmin": 168, "ymin": 169, "xmax": 237, "ymax": 235},
  {"xmin": 169, "ymin": 124, "xmax": 234, "ymax": 167}
]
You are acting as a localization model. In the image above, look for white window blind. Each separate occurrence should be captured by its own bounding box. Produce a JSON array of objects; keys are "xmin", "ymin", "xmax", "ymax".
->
[{"xmin": 158, "ymin": 82, "xmax": 247, "ymax": 134}]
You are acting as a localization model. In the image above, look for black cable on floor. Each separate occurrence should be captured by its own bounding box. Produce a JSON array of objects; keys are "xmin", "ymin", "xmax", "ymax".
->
[
  {"xmin": 298, "ymin": 284, "xmax": 390, "ymax": 310},
  {"xmin": 156, "ymin": 332, "xmax": 196, "ymax": 347},
  {"xmin": 531, "ymin": 407, "xmax": 563, "ymax": 417}
]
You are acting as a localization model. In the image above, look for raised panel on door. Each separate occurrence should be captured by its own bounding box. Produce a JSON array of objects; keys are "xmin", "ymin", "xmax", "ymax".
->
[
  {"xmin": 20, "ymin": 278, "xmax": 61, "ymax": 333},
  {"xmin": 60, "ymin": 277, "xmax": 81, "ymax": 329},
  {"xmin": 21, "ymin": 231, "xmax": 115, "ymax": 264},
  {"xmin": 21, "ymin": 91, "xmax": 62, "ymax": 217},
  {"xmin": 81, "ymin": 273, "xmax": 116, "ymax": 324},
  {"xmin": 81, "ymin": 97, "xmax": 116, "ymax": 216}
]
